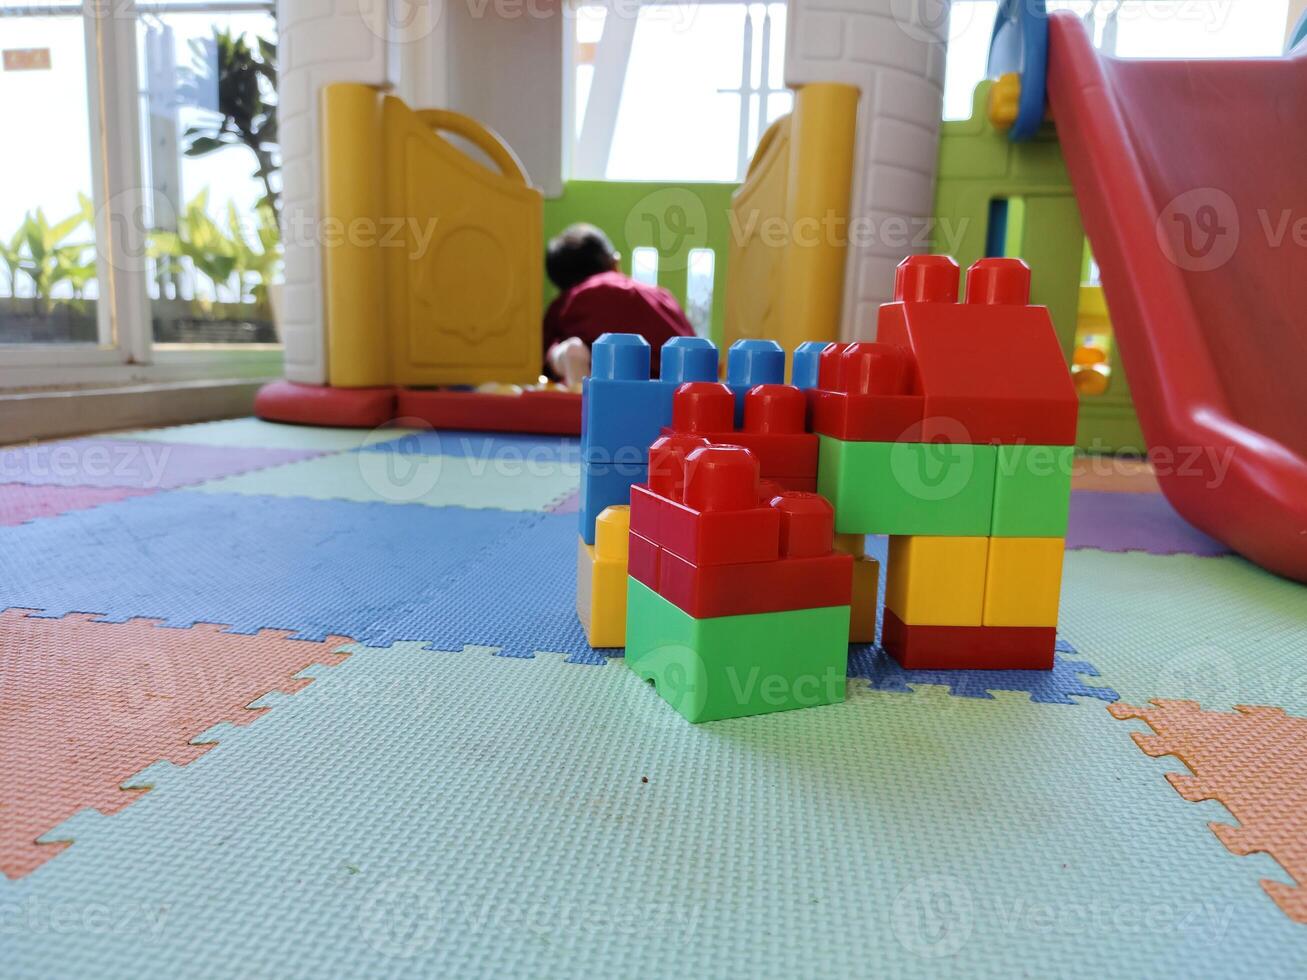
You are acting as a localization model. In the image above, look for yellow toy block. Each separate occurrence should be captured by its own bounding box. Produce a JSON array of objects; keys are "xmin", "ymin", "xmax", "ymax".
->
[
  {"xmin": 833, "ymin": 532, "xmax": 866, "ymax": 557},
  {"xmin": 983, "ymin": 537, "xmax": 1065, "ymax": 627},
  {"xmin": 849, "ymin": 556, "xmax": 881, "ymax": 643},
  {"xmin": 832, "ymin": 533, "xmax": 878, "ymax": 642},
  {"xmin": 885, "ymin": 535, "xmax": 989, "ymax": 627},
  {"xmin": 576, "ymin": 506, "xmax": 630, "ymax": 648}
]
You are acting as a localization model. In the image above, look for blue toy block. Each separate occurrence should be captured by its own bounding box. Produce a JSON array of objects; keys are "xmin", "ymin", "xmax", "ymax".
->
[
  {"xmin": 792, "ymin": 341, "xmax": 831, "ymax": 390},
  {"xmin": 660, "ymin": 335, "xmax": 719, "ymax": 384},
  {"xmin": 579, "ymin": 334, "xmax": 719, "ymax": 544},
  {"xmin": 725, "ymin": 339, "xmax": 785, "ymax": 424}
]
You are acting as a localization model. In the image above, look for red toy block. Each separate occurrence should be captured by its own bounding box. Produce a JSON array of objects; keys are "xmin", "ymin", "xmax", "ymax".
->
[
  {"xmin": 656, "ymin": 548, "xmax": 851, "ymax": 618},
  {"xmin": 769, "ymin": 491, "xmax": 834, "ymax": 558},
  {"xmin": 627, "ymin": 529, "xmax": 661, "ymax": 592},
  {"xmin": 630, "ymin": 446, "xmax": 782, "ymax": 566},
  {"xmin": 875, "ymin": 256, "xmax": 1078, "ymax": 446},
  {"xmin": 666, "ymin": 382, "xmax": 819, "ymax": 480},
  {"xmin": 809, "ymin": 341, "xmax": 925, "ymax": 442},
  {"xmin": 648, "ymin": 433, "xmax": 712, "ymax": 501},
  {"xmin": 881, "ymin": 609, "xmax": 1056, "ymax": 671}
]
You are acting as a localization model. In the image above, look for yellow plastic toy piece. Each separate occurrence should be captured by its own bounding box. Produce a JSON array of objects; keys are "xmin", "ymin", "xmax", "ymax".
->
[
  {"xmin": 987, "ymin": 72, "xmax": 1021, "ymax": 131},
  {"xmin": 885, "ymin": 535, "xmax": 989, "ymax": 627},
  {"xmin": 832, "ymin": 533, "xmax": 879, "ymax": 642},
  {"xmin": 982, "ymin": 537, "xmax": 1065, "ymax": 627},
  {"xmin": 322, "ymin": 84, "xmax": 543, "ymax": 388},
  {"xmin": 724, "ymin": 83, "xmax": 859, "ymax": 362},
  {"xmin": 576, "ymin": 506, "xmax": 630, "ymax": 648}
]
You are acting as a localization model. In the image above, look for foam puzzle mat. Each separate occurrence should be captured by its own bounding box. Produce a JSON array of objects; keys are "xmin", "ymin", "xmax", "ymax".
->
[{"xmin": 2, "ymin": 418, "xmax": 1304, "ymax": 977}]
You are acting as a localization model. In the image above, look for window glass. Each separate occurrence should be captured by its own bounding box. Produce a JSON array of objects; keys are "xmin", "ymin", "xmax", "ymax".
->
[
  {"xmin": 0, "ymin": 9, "xmax": 100, "ymax": 345},
  {"xmin": 137, "ymin": 4, "xmax": 281, "ymax": 344}
]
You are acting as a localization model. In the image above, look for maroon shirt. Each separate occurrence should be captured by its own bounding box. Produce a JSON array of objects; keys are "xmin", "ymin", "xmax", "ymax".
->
[{"xmin": 543, "ymin": 270, "xmax": 694, "ymax": 376}]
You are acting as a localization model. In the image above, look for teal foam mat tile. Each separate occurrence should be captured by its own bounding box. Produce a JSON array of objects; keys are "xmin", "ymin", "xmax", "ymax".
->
[
  {"xmin": 187, "ymin": 451, "xmax": 580, "ymax": 512},
  {"xmin": 1059, "ymin": 551, "xmax": 1307, "ymax": 714},
  {"xmin": 112, "ymin": 418, "xmax": 414, "ymax": 452},
  {"xmin": 6, "ymin": 644, "xmax": 1304, "ymax": 978}
]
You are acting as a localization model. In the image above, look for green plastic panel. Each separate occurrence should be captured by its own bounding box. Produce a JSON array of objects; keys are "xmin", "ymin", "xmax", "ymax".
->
[
  {"xmin": 543, "ymin": 181, "xmax": 739, "ymax": 347},
  {"xmin": 624, "ymin": 578, "xmax": 849, "ymax": 723},
  {"xmin": 817, "ymin": 437, "xmax": 997, "ymax": 537}
]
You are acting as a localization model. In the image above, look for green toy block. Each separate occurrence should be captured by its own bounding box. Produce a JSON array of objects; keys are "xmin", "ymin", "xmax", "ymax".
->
[
  {"xmin": 624, "ymin": 579, "xmax": 849, "ymax": 723},
  {"xmin": 816, "ymin": 436, "xmax": 997, "ymax": 536},
  {"xmin": 991, "ymin": 444, "xmax": 1075, "ymax": 537}
]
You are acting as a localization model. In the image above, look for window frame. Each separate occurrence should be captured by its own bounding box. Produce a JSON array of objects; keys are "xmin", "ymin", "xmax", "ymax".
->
[{"xmin": 0, "ymin": 0, "xmax": 283, "ymax": 388}]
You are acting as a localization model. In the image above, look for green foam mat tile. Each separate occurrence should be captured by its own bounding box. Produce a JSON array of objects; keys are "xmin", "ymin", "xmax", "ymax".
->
[
  {"xmin": 112, "ymin": 417, "xmax": 414, "ymax": 452},
  {"xmin": 1058, "ymin": 550, "xmax": 1307, "ymax": 715},
  {"xmin": 188, "ymin": 451, "xmax": 580, "ymax": 512},
  {"xmin": 9, "ymin": 643, "xmax": 1303, "ymax": 977}
]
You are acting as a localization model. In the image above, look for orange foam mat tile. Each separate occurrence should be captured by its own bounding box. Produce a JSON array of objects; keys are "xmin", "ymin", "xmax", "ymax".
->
[
  {"xmin": 0, "ymin": 608, "xmax": 351, "ymax": 879},
  {"xmin": 1110, "ymin": 699, "xmax": 1307, "ymax": 924}
]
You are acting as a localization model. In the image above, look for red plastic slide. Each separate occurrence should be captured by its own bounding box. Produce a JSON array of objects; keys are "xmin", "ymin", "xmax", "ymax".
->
[{"xmin": 1046, "ymin": 12, "xmax": 1307, "ymax": 581}]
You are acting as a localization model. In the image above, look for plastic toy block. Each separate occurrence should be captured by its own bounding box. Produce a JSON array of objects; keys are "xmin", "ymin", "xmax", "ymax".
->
[
  {"xmin": 885, "ymin": 535, "xmax": 989, "ymax": 627},
  {"xmin": 627, "ymin": 529, "xmax": 660, "ymax": 591},
  {"xmin": 876, "ymin": 256, "xmax": 1078, "ymax": 445},
  {"xmin": 630, "ymin": 445, "xmax": 782, "ymax": 566},
  {"xmin": 991, "ymin": 444, "xmax": 1074, "ymax": 536},
  {"xmin": 881, "ymin": 608, "xmax": 1056, "ymax": 670},
  {"xmin": 830, "ymin": 533, "xmax": 877, "ymax": 641},
  {"xmin": 809, "ymin": 342, "xmax": 925, "ymax": 442},
  {"xmin": 770, "ymin": 491, "xmax": 835, "ymax": 558},
  {"xmin": 982, "ymin": 536, "xmax": 1065, "ymax": 627},
  {"xmin": 816, "ymin": 436, "xmax": 997, "ymax": 536},
  {"xmin": 625, "ymin": 578, "xmax": 849, "ymax": 722},
  {"xmin": 576, "ymin": 506, "xmax": 631, "ymax": 647},
  {"xmin": 579, "ymin": 333, "xmax": 719, "ymax": 543},
  {"xmin": 667, "ymin": 382, "xmax": 819, "ymax": 481},
  {"xmin": 791, "ymin": 340, "xmax": 833, "ymax": 389},
  {"xmin": 725, "ymin": 339, "xmax": 785, "ymax": 423},
  {"xmin": 833, "ymin": 532, "xmax": 866, "ymax": 557},
  {"xmin": 655, "ymin": 548, "xmax": 851, "ymax": 618}
]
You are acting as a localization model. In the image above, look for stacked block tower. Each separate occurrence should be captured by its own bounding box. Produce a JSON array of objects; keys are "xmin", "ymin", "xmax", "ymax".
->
[
  {"xmin": 576, "ymin": 254, "xmax": 1075, "ymax": 720},
  {"xmin": 625, "ymin": 432, "xmax": 853, "ymax": 722},
  {"xmin": 810, "ymin": 255, "xmax": 1077, "ymax": 669}
]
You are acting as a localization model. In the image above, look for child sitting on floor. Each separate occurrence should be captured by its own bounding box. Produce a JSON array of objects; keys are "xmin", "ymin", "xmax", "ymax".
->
[{"xmin": 543, "ymin": 224, "xmax": 694, "ymax": 385}]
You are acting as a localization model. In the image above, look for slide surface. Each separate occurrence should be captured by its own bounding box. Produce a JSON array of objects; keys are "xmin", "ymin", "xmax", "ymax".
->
[{"xmin": 1045, "ymin": 11, "xmax": 1307, "ymax": 581}]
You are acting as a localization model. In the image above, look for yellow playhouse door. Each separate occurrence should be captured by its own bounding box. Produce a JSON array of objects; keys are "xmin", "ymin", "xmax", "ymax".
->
[{"xmin": 383, "ymin": 97, "xmax": 543, "ymax": 386}]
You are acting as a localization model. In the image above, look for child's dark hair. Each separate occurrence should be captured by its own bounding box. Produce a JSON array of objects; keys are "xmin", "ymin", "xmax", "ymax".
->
[{"xmin": 546, "ymin": 223, "xmax": 619, "ymax": 291}]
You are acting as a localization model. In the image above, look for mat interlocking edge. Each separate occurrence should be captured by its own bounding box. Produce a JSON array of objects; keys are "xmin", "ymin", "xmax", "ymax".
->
[
  {"xmin": 1109, "ymin": 699, "xmax": 1307, "ymax": 924},
  {"xmin": 6, "ymin": 646, "xmax": 1304, "ymax": 977},
  {"xmin": 0, "ymin": 610, "xmax": 351, "ymax": 879}
]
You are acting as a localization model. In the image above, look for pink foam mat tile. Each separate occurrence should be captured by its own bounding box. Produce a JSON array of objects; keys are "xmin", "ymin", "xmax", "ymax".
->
[
  {"xmin": 0, "ymin": 484, "xmax": 155, "ymax": 527},
  {"xmin": 0, "ymin": 438, "xmax": 323, "ymax": 491}
]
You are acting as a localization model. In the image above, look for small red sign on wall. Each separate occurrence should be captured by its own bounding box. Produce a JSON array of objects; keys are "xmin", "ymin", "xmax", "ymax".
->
[{"xmin": 3, "ymin": 49, "xmax": 53, "ymax": 72}]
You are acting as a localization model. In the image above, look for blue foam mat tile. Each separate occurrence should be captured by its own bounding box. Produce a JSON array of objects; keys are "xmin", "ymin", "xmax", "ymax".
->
[{"xmin": 0, "ymin": 490, "xmax": 546, "ymax": 646}]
